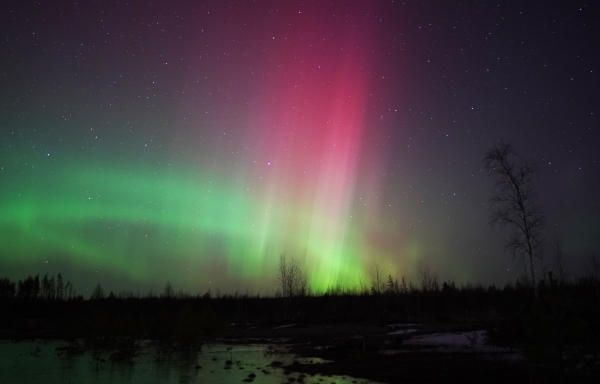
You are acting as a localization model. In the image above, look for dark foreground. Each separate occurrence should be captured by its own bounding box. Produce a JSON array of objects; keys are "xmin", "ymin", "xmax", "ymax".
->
[
  {"xmin": 2, "ymin": 278, "xmax": 600, "ymax": 383},
  {"xmin": 222, "ymin": 322, "xmax": 599, "ymax": 384}
]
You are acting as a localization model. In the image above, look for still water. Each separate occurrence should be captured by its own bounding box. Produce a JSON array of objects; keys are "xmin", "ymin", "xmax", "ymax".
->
[{"xmin": 0, "ymin": 340, "xmax": 377, "ymax": 384}]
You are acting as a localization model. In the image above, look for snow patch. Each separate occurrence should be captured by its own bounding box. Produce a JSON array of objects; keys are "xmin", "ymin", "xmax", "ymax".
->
[
  {"xmin": 388, "ymin": 329, "xmax": 418, "ymax": 335},
  {"xmin": 388, "ymin": 323, "xmax": 422, "ymax": 329},
  {"xmin": 404, "ymin": 330, "xmax": 488, "ymax": 347},
  {"xmin": 401, "ymin": 330, "xmax": 522, "ymax": 360},
  {"xmin": 273, "ymin": 323, "xmax": 298, "ymax": 329}
]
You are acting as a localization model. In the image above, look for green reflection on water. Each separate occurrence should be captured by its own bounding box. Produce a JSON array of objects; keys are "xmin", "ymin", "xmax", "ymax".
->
[{"xmin": 0, "ymin": 341, "xmax": 377, "ymax": 384}]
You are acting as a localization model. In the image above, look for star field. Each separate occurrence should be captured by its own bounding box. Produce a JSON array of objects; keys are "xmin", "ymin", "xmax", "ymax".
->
[{"xmin": 1, "ymin": 1, "xmax": 598, "ymax": 295}]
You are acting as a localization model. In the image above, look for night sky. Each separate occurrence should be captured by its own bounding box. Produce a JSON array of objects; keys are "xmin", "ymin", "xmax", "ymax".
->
[{"xmin": 1, "ymin": 1, "xmax": 598, "ymax": 296}]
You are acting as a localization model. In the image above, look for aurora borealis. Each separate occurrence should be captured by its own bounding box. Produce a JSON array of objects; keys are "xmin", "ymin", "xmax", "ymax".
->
[{"xmin": 1, "ymin": 1, "xmax": 599, "ymax": 295}]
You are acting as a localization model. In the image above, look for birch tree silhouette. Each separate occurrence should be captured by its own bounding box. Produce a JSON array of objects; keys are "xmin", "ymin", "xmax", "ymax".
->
[{"xmin": 483, "ymin": 141, "xmax": 544, "ymax": 297}]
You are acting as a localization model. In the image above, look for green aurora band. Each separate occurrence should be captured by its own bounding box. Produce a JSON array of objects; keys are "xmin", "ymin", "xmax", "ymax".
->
[
  {"xmin": 0, "ymin": 2, "xmax": 423, "ymax": 293},
  {"xmin": 1, "ymin": 149, "xmax": 384, "ymax": 292}
]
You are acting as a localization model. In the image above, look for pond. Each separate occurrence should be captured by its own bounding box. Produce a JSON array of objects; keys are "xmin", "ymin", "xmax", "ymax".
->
[{"xmin": 0, "ymin": 340, "xmax": 378, "ymax": 384}]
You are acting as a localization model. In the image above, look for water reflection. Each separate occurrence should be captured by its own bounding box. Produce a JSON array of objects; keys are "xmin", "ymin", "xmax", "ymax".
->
[{"xmin": 0, "ymin": 340, "xmax": 377, "ymax": 383}]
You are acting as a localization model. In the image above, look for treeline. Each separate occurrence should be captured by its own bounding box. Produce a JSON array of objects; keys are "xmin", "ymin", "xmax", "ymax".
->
[
  {"xmin": 1, "ymin": 270, "xmax": 599, "ymax": 327},
  {"xmin": 1, "ymin": 271, "xmax": 599, "ymax": 377},
  {"xmin": 0, "ymin": 273, "xmax": 77, "ymax": 300}
]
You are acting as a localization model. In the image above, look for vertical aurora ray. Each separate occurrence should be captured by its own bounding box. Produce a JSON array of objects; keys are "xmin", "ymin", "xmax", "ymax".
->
[{"xmin": 223, "ymin": 3, "xmax": 385, "ymax": 290}]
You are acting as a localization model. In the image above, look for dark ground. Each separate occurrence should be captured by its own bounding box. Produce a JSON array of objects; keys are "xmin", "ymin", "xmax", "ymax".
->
[
  {"xmin": 220, "ymin": 322, "xmax": 598, "ymax": 384},
  {"xmin": 2, "ymin": 279, "xmax": 600, "ymax": 383}
]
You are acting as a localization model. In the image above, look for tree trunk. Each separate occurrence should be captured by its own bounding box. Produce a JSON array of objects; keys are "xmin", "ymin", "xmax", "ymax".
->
[{"xmin": 529, "ymin": 253, "xmax": 538, "ymax": 299}]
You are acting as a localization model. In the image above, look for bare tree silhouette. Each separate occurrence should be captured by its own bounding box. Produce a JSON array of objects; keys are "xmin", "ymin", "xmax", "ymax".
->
[
  {"xmin": 277, "ymin": 253, "xmax": 307, "ymax": 298},
  {"xmin": 417, "ymin": 261, "xmax": 439, "ymax": 292},
  {"xmin": 162, "ymin": 281, "xmax": 174, "ymax": 299},
  {"xmin": 483, "ymin": 141, "xmax": 544, "ymax": 298},
  {"xmin": 370, "ymin": 263, "xmax": 385, "ymax": 295},
  {"xmin": 276, "ymin": 253, "xmax": 309, "ymax": 321},
  {"xmin": 90, "ymin": 283, "xmax": 105, "ymax": 300},
  {"xmin": 552, "ymin": 234, "xmax": 569, "ymax": 284},
  {"xmin": 56, "ymin": 273, "xmax": 64, "ymax": 300}
]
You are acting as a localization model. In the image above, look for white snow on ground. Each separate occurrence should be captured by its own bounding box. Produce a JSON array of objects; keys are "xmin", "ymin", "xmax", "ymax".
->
[
  {"xmin": 387, "ymin": 324, "xmax": 422, "ymax": 328},
  {"xmin": 273, "ymin": 323, "xmax": 298, "ymax": 329},
  {"xmin": 400, "ymin": 330, "xmax": 522, "ymax": 360},
  {"xmin": 404, "ymin": 330, "xmax": 488, "ymax": 347},
  {"xmin": 387, "ymin": 329, "xmax": 418, "ymax": 335}
]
